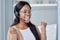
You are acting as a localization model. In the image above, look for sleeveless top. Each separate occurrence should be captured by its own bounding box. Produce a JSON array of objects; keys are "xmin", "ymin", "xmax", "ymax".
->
[{"xmin": 20, "ymin": 27, "xmax": 36, "ymax": 40}]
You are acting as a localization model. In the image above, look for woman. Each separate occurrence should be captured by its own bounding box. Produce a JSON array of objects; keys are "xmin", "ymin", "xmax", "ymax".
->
[{"xmin": 7, "ymin": 1, "xmax": 47, "ymax": 40}]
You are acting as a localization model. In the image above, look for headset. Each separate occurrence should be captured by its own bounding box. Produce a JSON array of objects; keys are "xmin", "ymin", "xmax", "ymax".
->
[{"xmin": 14, "ymin": 8, "xmax": 19, "ymax": 18}]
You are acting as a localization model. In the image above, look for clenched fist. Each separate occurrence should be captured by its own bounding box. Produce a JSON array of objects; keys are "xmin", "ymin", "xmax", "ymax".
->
[{"xmin": 41, "ymin": 22, "xmax": 47, "ymax": 28}]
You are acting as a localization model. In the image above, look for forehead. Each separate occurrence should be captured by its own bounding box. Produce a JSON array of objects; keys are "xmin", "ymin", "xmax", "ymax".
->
[{"xmin": 20, "ymin": 4, "xmax": 31, "ymax": 11}]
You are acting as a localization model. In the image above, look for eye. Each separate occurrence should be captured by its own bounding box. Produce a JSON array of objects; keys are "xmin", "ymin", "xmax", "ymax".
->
[
  {"xmin": 20, "ymin": 10, "xmax": 31, "ymax": 14},
  {"xmin": 23, "ymin": 10, "xmax": 31, "ymax": 13},
  {"xmin": 23, "ymin": 11, "xmax": 26, "ymax": 13},
  {"xmin": 20, "ymin": 11, "xmax": 26, "ymax": 13}
]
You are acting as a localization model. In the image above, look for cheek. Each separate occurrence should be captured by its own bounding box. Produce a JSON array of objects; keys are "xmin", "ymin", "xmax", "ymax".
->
[
  {"xmin": 30, "ymin": 13, "xmax": 32, "ymax": 18},
  {"xmin": 20, "ymin": 13, "xmax": 25, "ymax": 19}
]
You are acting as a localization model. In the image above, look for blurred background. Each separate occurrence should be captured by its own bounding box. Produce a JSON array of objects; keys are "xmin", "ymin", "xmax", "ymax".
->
[{"xmin": 0, "ymin": 0, "xmax": 58, "ymax": 40}]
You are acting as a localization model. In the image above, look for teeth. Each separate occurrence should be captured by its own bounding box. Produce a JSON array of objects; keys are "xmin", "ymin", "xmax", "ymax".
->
[
  {"xmin": 26, "ymin": 17, "xmax": 29, "ymax": 18},
  {"xmin": 25, "ymin": 16, "xmax": 30, "ymax": 20},
  {"xmin": 26, "ymin": 16, "xmax": 29, "ymax": 18}
]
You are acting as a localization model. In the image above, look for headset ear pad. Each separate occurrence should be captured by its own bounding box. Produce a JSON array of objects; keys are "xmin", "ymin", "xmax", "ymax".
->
[
  {"xmin": 15, "ymin": 11, "xmax": 19, "ymax": 18},
  {"xmin": 14, "ymin": 6, "xmax": 19, "ymax": 18}
]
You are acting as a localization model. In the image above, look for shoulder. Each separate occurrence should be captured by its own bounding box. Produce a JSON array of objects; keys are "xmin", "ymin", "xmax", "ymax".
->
[
  {"xmin": 7, "ymin": 26, "xmax": 17, "ymax": 34},
  {"xmin": 35, "ymin": 26, "xmax": 41, "ymax": 33},
  {"xmin": 35, "ymin": 26, "xmax": 41, "ymax": 37}
]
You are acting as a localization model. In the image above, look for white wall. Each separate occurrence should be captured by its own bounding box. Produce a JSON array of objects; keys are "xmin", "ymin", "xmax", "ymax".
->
[
  {"xmin": 1, "ymin": 0, "xmax": 5, "ymax": 40},
  {"xmin": 0, "ymin": 0, "xmax": 13, "ymax": 40},
  {"xmin": 58, "ymin": 0, "xmax": 60, "ymax": 40},
  {"xmin": 5, "ymin": 0, "xmax": 13, "ymax": 40},
  {"xmin": 0, "ymin": 0, "xmax": 1, "ymax": 40},
  {"xmin": 31, "ymin": 6, "xmax": 57, "ymax": 26}
]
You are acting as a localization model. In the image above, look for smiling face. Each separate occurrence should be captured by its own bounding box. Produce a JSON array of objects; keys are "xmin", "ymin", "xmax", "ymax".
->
[{"xmin": 19, "ymin": 4, "xmax": 31, "ymax": 23}]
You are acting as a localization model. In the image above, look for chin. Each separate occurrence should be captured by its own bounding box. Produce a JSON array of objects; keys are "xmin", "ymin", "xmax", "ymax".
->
[{"xmin": 25, "ymin": 20, "xmax": 30, "ymax": 23}]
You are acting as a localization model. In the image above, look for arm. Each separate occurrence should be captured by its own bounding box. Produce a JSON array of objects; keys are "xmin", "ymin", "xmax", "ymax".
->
[
  {"xmin": 40, "ymin": 22, "xmax": 47, "ymax": 40},
  {"xmin": 40, "ymin": 26, "xmax": 47, "ymax": 40},
  {"xmin": 36, "ymin": 22, "xmax": 47, "ymax": 40}
]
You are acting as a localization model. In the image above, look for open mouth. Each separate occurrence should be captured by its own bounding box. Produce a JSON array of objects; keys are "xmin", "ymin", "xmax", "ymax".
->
[{"xmin": 25, "ymin": 16, "xmax": 30, "ymax": 21}]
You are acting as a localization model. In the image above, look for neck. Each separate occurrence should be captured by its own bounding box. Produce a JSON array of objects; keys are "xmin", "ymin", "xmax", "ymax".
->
[{"xmin": 16, "ymin": 20, "xmax": 28, "ymax": 30}]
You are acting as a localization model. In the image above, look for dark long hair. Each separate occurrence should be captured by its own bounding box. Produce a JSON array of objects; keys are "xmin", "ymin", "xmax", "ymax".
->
[{"xmin": 11, "ymin": 1, "xmax": 40, "ymax": 40}]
